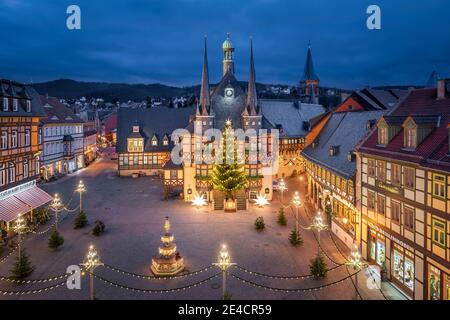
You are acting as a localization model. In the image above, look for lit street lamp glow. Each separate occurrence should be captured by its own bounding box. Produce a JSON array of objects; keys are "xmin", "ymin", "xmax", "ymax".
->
[
  {"xmin": 13, "ymin": 214, "xmax": 27, "ymax": 257},
  {"xmin": 213, "ymin": 244, "xmax": 236, "ymax": 300},
  {"xmin": 309, "ymin": 211, "xmax": 328, "ymax": 255},
  {"xmin": 279, "ymin": 179, "xmax": 287, "ymax": 203},
  {"xmin": 346, "ymin": 245, "xmax": 367, "ymax": 300},
  {"xmin": 81, "ymin": 245, "xmax": 103, "ymax": 300},
  {"xmin": 75, "ymin": 180, "xmax": 87, "ymax": 213},
  {"xmin": 50, "ymin": 193, "xmax": 63, "ymax": 231},
  {"xmin": 291, "ymin": 191, "xmax": 302, "ymax": 233}
]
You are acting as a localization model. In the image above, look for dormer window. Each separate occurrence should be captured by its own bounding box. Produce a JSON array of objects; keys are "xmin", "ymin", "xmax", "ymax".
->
[
  {"xmin": 151, "ymin": 135, "xmax": 158, "ymax": 146},
  {"xmin": 133, "ymin": 125, "xmax": 139, "ymax": 133},
  {"xmin": 329, "ymin": 145, "xmax": 339, "ymax": 156},
  {"xmin": 405, "ymin": 127, "xmax": 416, "ymax": 149},
  {"xmin": 13, "ymin": 99, "xmax": 18, "ymax": 111},
  {"xmin": 347, "ymin": 151, "xmax": 356, "ymax": 162},
  {"xmin": 3, "ymin": 98, "xmax": 8, "ymax": 111},
  {"xmin": 26, "ymin": 100, "xmax": 31, "ymax": 112},
  {"xmin": 378, "ymin": 126, "xmax": 388, "ymax": 145},
  {"xmin": 162, "ymin": 135, "xmax": 169, "ymax": 146}
]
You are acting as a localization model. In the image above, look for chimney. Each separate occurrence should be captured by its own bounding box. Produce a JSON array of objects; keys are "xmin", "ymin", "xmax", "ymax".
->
[{"xmin": 437, "ymin": 79, "xmax": 450, "ymax": 100}]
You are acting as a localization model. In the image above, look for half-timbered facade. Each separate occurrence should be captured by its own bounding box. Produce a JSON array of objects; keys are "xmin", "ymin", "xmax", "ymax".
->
[
  {"xmin": 0, "ymin": 80, "xmax": 52, "ymax": 231},
  {"xmin": 356, "ymin": 79, "xmax": 450, "ymax": 300}
]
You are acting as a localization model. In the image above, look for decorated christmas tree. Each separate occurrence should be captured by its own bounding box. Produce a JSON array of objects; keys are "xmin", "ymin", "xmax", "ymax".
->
[{"xmin": 211, "ymin": 120, "xmax": 248, "ymax": 200}]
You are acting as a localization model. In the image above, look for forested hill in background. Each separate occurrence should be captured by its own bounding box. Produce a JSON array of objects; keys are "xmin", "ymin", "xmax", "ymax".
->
[{"xmin": 33, "ymin": 78, "xmax": 268, "ymax": 102}]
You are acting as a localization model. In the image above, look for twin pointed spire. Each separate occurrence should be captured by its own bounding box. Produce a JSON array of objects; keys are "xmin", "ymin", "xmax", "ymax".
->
[
  {"xmin": 198, "ymin": 36, "xmax": 210, "ymax": 116},
  {"xmin": 246, "ymin": 38, "xmax": 259, "ymax": 116}
]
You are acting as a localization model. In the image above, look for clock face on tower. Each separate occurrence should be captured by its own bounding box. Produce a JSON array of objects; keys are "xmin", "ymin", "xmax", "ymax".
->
[{"xmin": 225, "ymin": 88, "xmax": 234, "ymax": 98}]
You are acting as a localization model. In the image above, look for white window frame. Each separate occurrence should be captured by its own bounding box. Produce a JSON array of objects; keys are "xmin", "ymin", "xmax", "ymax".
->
[
  {"xmin": 9, "ymin": 165, "xmax": 15, "ymax": 183},
  {"xmin": 1, "ymin": 132, "xmax": 7, "ymax": 150},
  {"xmin": 25, "ymin": 129, "xmax": 30, "ymax": 146},
  {"xmin": 26, "ymin": 100, "xmax": 31, "ymax": 112},
  {"xmin": 11, "ymin": 131, "xmax": 17, "ymax": 148},
  {"xmin": 0, "ymin": 165, "xmax": 5, "ymax": 186},
  {"xmin": 23, "ymin": 159, "xmax": 29, "ymax": 178},
  {"xmin": 3, "ymin": 98, "xmax": 8, "ymax": 111},
  {"xmin": 13, "ymin": 99, "xmax": 18, "ymax": 111}
]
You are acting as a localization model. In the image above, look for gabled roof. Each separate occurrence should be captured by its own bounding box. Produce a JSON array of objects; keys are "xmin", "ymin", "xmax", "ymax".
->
[
  {"xmin": 116, "ymin": 106, "xmax": 195, "ymax": 153},
  {"xmin": 198, "ymin": 37, "xmax": 210, "ymax": 116},
  {"xmin": 302, "ymin": 111, "xmax": 386, "ymax": 178},
  {"xmin": 357, "ymin": 88, "xmax": 450, "ymax": 172},
  {"xmin": 260, "ymin": 99, "xmax": 326, "ymax": 137},
  {"xmin": 40, "ymin": 95, "xmax": 84, "ymax": 124}
]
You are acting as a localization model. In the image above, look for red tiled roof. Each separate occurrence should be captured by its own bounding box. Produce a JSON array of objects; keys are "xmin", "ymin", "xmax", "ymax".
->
[{"xmin": 357, "ymin": 88, "xmax": 450, "ymax": 172}]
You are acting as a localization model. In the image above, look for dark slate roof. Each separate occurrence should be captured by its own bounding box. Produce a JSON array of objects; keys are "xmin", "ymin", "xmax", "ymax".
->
[
  {"xmin": 260, "ymin": 99, "xmax": 326, "ymax": 137},
  {"xmin": 40, "ymin": 96, "xmax": 84, "ymax": 124},
  {"xmin": 0, "ymin": 79, "xmax": 45, "ymax": 117},
  {"xmin": 116, "ymin": 106, "xmax": 195, "ymax": 153},
  {"xmin": 210, "ymin": 71, "xmax": 246, "ymax": 129},
  {"xmin": 302, "ymin": 110, "xmax": 386, "ymax": 178},
  {"xmin": 301, "ymin": 46, "xmax": 319, "ymax": 81}
]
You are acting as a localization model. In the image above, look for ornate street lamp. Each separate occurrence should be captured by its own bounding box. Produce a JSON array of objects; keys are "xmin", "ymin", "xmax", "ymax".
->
[
  {"xmin": 291, "ymin": 191, "xmax": 302, "ymax": 234},
  {"xmin": 309, "ymin": 211, "xmax": 328, "ymax": 255},
  {"xmin": 346, "ymin": 245, "xmax": 367, "ymax": 300},
  {"xmin": 49, "ymin": 193, "xmax": 63, "ymax": 231},
  {"xmin": 213, "ymin": 244, "xmax": 236, "ymax": 300},
  {"xmin": 13, "ymin": 214, "xmax": 27, "ymax": 257},
  {"xmin": 81, "ymin": 245, "xmax": 103, "ymax": 300},
  {"xmin": 279, "ymin": 179, "xmax": 287, "ymax": 203},
  {"xmin": 75, "ymin": 180, "xmax": 86, "ymax": 213}
]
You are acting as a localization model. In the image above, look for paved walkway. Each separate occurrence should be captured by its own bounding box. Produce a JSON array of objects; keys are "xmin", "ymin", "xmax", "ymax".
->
[{"xmin": 286, "ymin": 176, "xmax": 409, "ymax": 300}]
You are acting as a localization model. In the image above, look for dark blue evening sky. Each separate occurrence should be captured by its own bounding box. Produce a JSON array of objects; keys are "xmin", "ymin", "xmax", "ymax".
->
[{"xmin": 0, "ymin": 0, "xmax": 449, "ymax": 89}]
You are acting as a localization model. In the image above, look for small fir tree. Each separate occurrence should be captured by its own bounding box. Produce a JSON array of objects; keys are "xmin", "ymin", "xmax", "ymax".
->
[
  {"xmin": 211, "ymin": 121, "xmax": 248, "ymax": 200},
  {"xmin": 254, "ymin": 216, "xmax": 265, "ymax": 231},
  {"xmin": 277, "ymin": 208, "xmax": 287, "ymax": 226},
  {"xmin": 48, "ymin": 229, "xmax": 64, "ymax": 250},
  {"xmin": 92, "ymin": 220, "xmax": 105, "ymax": 236},
  {"xmin": 10, "ymin": 249, "xmax": 35, "ymax": 280},
  {"xmin": 289, "ymin": 229, "xmax": 303, "ymax": 246},
  {"xmin": 310, "ymin": 253, "xmax": 328, "ymax": 279},
  {"xmin": 74, "ymin": 210, "xmax": 88, "ymax": 229}
]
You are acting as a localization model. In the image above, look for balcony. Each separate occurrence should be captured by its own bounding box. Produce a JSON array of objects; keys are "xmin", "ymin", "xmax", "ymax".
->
[{"xmin": 195, "ymin": 176, "xmax": 212, "ymax": 190}]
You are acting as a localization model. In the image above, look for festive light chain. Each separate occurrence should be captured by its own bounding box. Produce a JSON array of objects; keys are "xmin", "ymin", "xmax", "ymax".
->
[
  {"xmin": 230, "ymin": 269, "xmax": 361, "ymax": 293},
  {"xmin": 0, "ymin": 280, "xmax": 66, "ymax": 296},
  {"xmin": 235, "ymin": 264, "xmax": 343, "ymax": 280},
  {"xmin": 0, "ymin": 244, "xmax": 19, "ymax": 264},
  {"xmin": 62, "ymin": 205, "xmax": 80, "ymax": 213},
  {"xmin": 102, "ymin": 263, "xmax": 215, "ymax": 280},
  {"xmin": 345, "ymin": 265, "xmax": 363, "ymax": 300},
  {"xmin": 0, "ymin": 273, "xmax": 68, "ymax": 285},
  {"xmin": 327, "ymin": 231, "xmax": 387, "ymax": 300},
  {"xmin": 90, "ymin": 271, "xmax": 221, "ymax": 293}
]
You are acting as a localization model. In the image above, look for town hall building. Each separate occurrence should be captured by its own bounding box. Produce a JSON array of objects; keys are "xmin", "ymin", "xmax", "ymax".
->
[{"xmin": 116, "ymin": 35, "xmax": 326, "ymax": 209}]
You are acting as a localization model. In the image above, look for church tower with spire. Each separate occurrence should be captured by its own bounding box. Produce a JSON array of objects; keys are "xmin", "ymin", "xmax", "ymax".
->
[
  {"xmin": 242, "ymin": 38, "xmax": 262, "ymax": 131},
  {"xmin": 222, "ymin": 33, "xmax": 235, "ymax": 76},
  {"xmin": 299, "ymin": 43, "xmax": 320, "ymax": 104},
  {"xmin": 195, "ymin": 37, "xmax": 214, "ymax": 132}
]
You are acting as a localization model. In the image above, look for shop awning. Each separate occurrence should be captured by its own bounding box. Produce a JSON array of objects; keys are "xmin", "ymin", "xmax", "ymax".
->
[
  {"xmin": 0, "ymin": 196, "xmax": 31, "ymax": 223},
  {"xmin": 14, "ymin": 187, "xmax": 53, "ymax": 211},
  {"xmin": 0, "ymin": 187, "xmax": 52, "ymax": 223}
]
